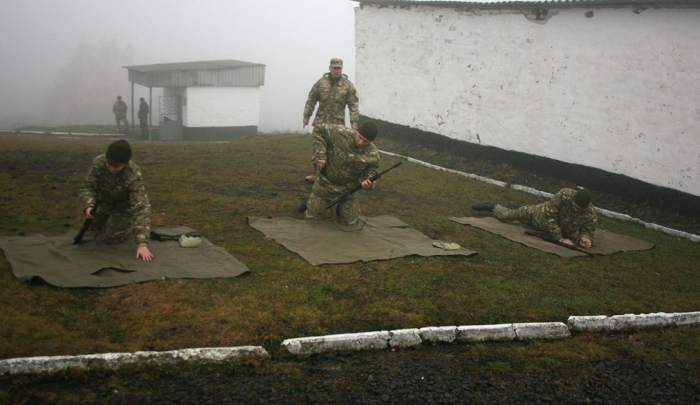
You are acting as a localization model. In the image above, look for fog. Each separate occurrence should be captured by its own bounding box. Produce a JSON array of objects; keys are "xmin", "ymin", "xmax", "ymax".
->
[{"xmin": 0, "ymin": 0, "xmax": 358, "ymax": 133}]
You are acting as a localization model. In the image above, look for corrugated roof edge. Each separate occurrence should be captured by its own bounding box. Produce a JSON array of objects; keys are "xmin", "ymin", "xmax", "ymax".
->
[
  {"xmin": 124, "ymin": 60, "xmax": 266, "ymax": 73},
  {"xmin": 351, "ymin": 0, "xmax": 700, "ymax": 7}
]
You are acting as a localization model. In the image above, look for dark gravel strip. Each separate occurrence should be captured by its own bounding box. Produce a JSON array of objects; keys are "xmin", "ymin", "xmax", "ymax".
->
[{"xmin": 3, "ymin": 343, "xmax": 698, "ymax": 405}]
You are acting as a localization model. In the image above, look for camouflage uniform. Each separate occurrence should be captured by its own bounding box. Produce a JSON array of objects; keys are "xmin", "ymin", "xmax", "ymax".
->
[
  {"xmin": 305, "ymin": 124, "xmax": 380, "ymax": 225},
  {"xmin": 138, "ymin": 100, "xmax": 150, "ymax": 138},
  {"xmin": 303, "ymin": 73, "xmax": 359, "ymax": 127},
  {"xmin": 112, "ymin": 99, "xmax": 129, "ymax": 132},
  {"xmin": 493, "ymin": 188, "xmax": 597, "ymax": 244},
  {"xmin": 79, "ymin": 154, "xmax": 151, "ymax": 245}
]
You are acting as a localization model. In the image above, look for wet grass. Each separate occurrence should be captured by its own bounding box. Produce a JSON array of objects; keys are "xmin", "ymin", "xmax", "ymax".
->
[{"xmin": 0, "ymin": 130, "xmax": 698, "ymax": 367}]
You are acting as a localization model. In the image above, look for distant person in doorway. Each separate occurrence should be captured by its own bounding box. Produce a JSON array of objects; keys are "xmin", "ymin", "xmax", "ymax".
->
[
  {"xmin": 112, "ymin": 96, "xmax": 129, "ymax": 134},
  {"xmin": 138, "ymin": 97, "xmax": 150, "ymax": 138},
  {"xmin": 302, "ymin": 58, "xmax": 360, "ymax": 183},
  {"xmin": 80, "ymin": 140, "xmax": 154, "ymax": 262},
  {"xmin": 472, "ymin": 188, "xmax": 598, "ymax": 249}
]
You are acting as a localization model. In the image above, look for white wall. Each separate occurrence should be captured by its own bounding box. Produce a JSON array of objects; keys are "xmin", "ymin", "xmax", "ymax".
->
[
  {"xmin": 355, "ymin": 5, "xmax": 700, "ymax": 197},
  {"xmin": 183, "ymin": 86, "xmax": 260, "ymax": 128}
]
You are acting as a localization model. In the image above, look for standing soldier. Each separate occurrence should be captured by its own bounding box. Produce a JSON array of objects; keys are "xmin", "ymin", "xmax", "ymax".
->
[
  {"xmin": 302, "ymin": 58, "xmax": 360, "ymax": 183},
  {"xmin": 112, "ymin": 96, "xmax": 129, "ymax": 134},
  {"xmin": 138, "ymin": 97, "xmax": 150, "ymax": 138},
  {"xmin": 79, "ymin": 140, "xmax": 154, "ymax": 262}
]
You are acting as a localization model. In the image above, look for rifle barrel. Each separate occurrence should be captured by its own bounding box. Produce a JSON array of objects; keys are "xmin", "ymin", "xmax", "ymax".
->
[{"xmin": 325, "ymin": 162, "xmax": 402, "ymax": 210}]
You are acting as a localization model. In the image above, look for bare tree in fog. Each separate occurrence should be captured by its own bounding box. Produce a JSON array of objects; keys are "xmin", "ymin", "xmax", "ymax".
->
[{"xmin": 44, "ymin": 38, "xmax": 135, "ymax": 126}]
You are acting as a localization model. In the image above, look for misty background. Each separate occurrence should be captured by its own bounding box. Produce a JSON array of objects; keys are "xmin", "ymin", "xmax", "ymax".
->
[{"xmin": 0, "ymin": 0, "xmax": 357, "ymax": 133}]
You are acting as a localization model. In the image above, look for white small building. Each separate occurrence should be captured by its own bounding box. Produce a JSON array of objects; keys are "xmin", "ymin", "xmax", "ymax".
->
[
  {"xmin": 352, "ymin": 0, "xmax": 700, "ymax": 198},
  {"xmin": 125, "ymin": 60, "xmax": 265, "ymax": 141}
]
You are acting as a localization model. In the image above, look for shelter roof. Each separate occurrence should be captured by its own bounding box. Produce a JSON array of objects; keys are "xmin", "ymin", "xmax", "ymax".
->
[{"xmin": 125, "ymin": 60, "xmax": 266, "ymax": 88}]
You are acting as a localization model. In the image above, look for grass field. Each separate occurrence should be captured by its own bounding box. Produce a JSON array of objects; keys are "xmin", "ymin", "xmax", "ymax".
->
[{"xmin": 0, "ymin": 130, "xmax": 698, "ymax": 364}]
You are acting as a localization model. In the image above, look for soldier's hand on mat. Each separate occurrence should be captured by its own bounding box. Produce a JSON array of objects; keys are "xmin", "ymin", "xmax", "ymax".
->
[
  {"xmin": 317, "ymin": 159, "xmax": 326, "ymax": 171},
  {"xmin": 361, "ymin": 179, "xmax": 373, "ymax": 190},
  {"xmin": 85, "ymin": 207, "xmax": 95, "ymax": 219},
  {"xmin": 303, "ymin": 118, "xmax": 309, "ymax": 128},
  {"xmin": 136, "ymin": 244, "xmax": 154, "ymax": 262},
  {"xmin": 579, "ymin": 238, "xmax": 592, "ymax": 249},
  {"xmin": 558, "ymin": 238, "xmax": 574, "ymax": 246}
]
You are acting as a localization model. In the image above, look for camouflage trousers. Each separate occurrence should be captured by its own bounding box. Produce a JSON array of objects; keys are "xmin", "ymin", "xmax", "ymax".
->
[
  {"xmin": 115, "ymin": 114, "xmax": 129, "ymax": 132},
  {"xmin": 139, "ymin": 118, "xmax": 148, "ymax": 137},
  {"xmin": 493, "ymin": 204, "xmax": 543, "ymax": 228},
  {"xmin": 91, "ymin": 211, "xmax": 135, "ymax": 245},
  {"xmin": 305, "ymin": 175, "xmax": 360, "ymax": 225}
]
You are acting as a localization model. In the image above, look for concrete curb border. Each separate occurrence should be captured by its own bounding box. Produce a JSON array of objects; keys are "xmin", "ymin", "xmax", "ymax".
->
[
  {"xmin": 8, "ymin": 130, "xmax": 125, "ymax": 138},
  {"xmin": 0, "ymin": 346, "xmax": 268, "ymax": 376},
  {"xmin": 379, "ymin": 151, "xmax": 700, "ymax": 243},
  {"xmin": 281, "ymin": 311, "xmax": 700, "ymax": 357},
  {"xmin": 3, "ymin": 312, "xmax": 696, "ymax": 375}
]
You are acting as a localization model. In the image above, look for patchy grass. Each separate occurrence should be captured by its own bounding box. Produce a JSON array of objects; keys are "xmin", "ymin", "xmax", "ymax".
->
[{"xmin": 0, "ymin": 131, "xmax": 699, "ymax": 364}]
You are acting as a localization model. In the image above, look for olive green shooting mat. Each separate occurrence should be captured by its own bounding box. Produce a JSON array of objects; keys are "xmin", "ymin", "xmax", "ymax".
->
[
  {"xmin": 0, "ymin": 227, "xmax": 249, "ymax": 288},
  {"xmin": 247, "ymin": 215, "xmax": 477, "ymax": 266},
  {"xmin": 449, "ymin": 217, "xmax": 655, "ymax": 257}
]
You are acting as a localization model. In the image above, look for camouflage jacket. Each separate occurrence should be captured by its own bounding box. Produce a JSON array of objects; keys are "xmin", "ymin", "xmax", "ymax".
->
[
  {"xmin": 138, "ymin": 101, "xmax": 150, "ymax": 119},
  {"xmin": 113, "ymin": 100, "xmax": 128, "ymax": 117},
  {"xmin": 79, "ymin": 154, "xmax": 151, "ymax": 244},
  {"xmin": 303, "ymin": 73, "xmax": 359, "ymax": 126},
  {"xmin": 531, "ymin": 188, "xmax": 598, "ymax": 242},
  {"xmin": 312, "ymin": 124, "xmax": 380, "ymax": 193}
]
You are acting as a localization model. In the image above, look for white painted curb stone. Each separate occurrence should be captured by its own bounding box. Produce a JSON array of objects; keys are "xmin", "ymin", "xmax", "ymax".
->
[
  {"xmin": 457, "ymin": 324, "xmax": 516, "ymax": 342},
  {"xmin": 282, "ymin": 331, "xmax": 391, "ymax": 357},
  {"xmin": 389, "ymin": 329, "xmax": 423, "ymax": 348},
  {"xmin": 569, "ymin": 311, "xmax": 700, "ymax": 332},
  {"xmin": 513, "ymin": 322, "xmax": 571, "ymax": 340},
  {"xmin": 419, "ymin": 326, "xmax": 458, "ymax": 343},
  {"xmin": 567, "ymin": 315, "xmax": 610, "ymax": 332},
  {"xmin": 0, "ymin": 346, "xmax": 269, "ymax": 376},
  {"xmin": 672, "ymin": 311, "xmax": 700, "ymax": 325}
]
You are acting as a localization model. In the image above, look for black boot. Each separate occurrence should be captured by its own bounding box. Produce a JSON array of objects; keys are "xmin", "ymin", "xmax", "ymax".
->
[
  {"xmin": 471, "ymin": 202, "xmax": 495, "ymax": 212},
  {"xmin": 297, "ymin": 200, "xmax": 307, "ymax": 214}
]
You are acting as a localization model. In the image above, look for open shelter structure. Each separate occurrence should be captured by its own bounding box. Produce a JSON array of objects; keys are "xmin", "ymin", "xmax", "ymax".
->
[{"xmin": 124, "ymin": 60, "xmax": 266, "ymax": 141}]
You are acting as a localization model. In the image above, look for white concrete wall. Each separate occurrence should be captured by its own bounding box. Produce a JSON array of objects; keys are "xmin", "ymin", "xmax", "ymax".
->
[
  {"xmin": 183, "ymin": 86, "xmax": 260, "ymax": 128},
  {"xmin": 355, "ymin": 5, "xmax": 700, "ymax": 197}
]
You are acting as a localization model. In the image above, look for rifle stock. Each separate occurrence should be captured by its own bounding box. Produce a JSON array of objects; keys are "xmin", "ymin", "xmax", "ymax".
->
[
  {"xmin": 524, "ymin": 230, "xmax": 594, "ymax": 256},
  {"xmin": 325, "ymin": 161, "xmax": 402, "ymax": 210}
]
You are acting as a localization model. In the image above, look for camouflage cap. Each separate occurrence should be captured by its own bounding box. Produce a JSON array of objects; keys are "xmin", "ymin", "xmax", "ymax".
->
[{"xmin": 330, "ymin": 58, "xmax": 343, "ymax": 67}]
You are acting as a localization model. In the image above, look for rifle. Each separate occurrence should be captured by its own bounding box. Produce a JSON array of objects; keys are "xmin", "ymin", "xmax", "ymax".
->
[
  {"xmin": 524, "ymin": 230, "xmax": 594, "ymax": 256},
  {"xmin": 73, "ymin": 202, "xmax": 99, "ymax": 245},
  {"xmin": 325, "ymin": 162, "xmax": 402, "ymax": 210}
]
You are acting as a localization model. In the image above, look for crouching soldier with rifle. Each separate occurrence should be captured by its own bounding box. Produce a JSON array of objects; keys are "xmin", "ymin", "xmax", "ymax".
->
[
  {"xmin": 300, "ymin": 121, "xmax": 385, "ymax": 227},
  {"xmin": 78, "ymin": 140, "xmax": 154, "ymax": 262}
]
